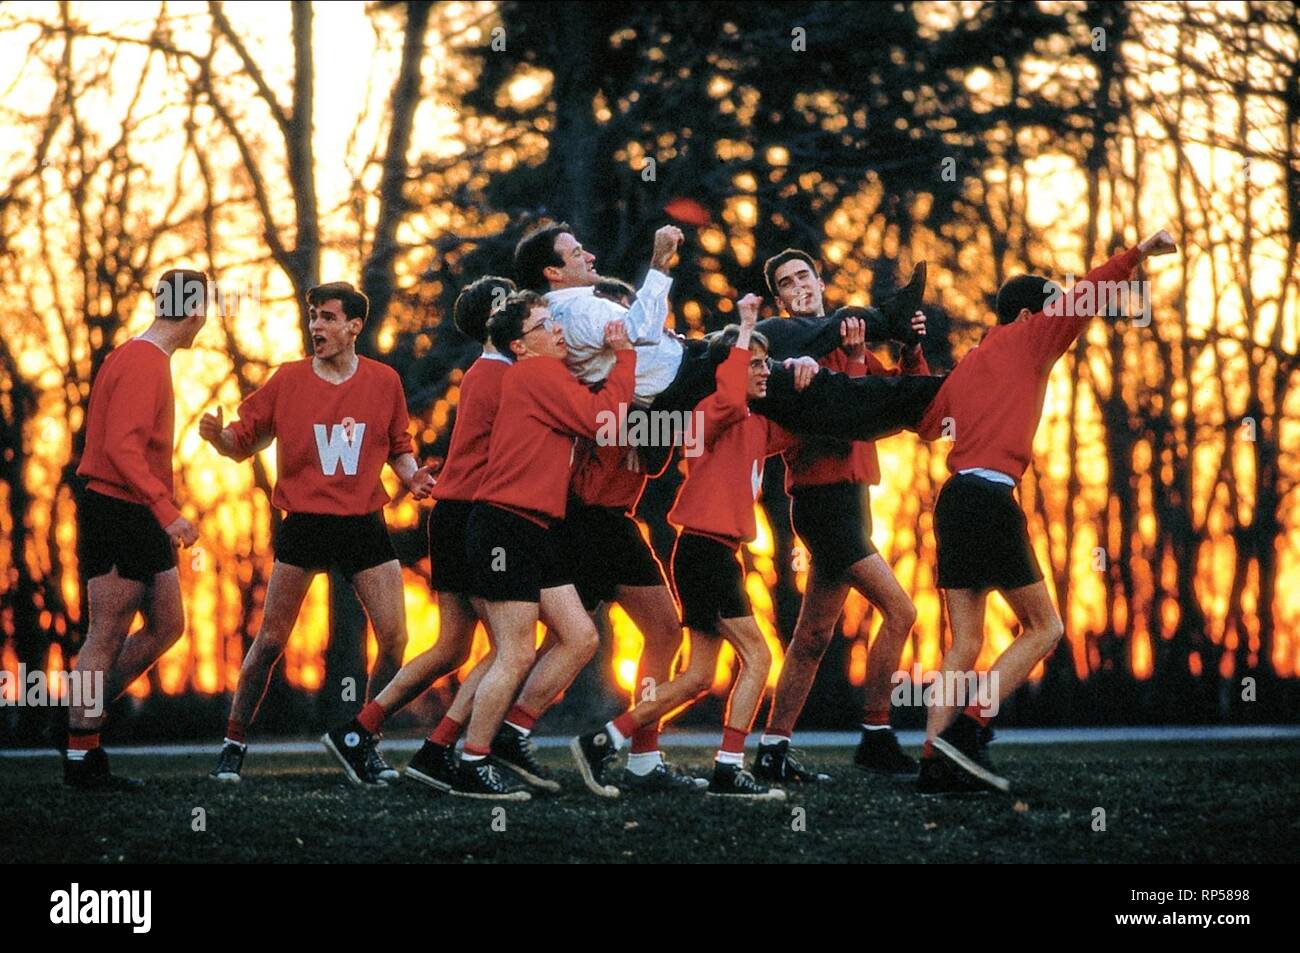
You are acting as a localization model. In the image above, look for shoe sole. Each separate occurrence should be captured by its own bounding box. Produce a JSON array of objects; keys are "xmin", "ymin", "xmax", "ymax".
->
[
  {"xmin": 446, "ymin": 787, "xmax": 531, "ymax": 802},
  {"xmin": 404, "ymin": 767, "xmax": 453, "ymax": 792},
  {"xmin": 493, "ymin": 758, "xmax": 561, "ymax": 794},
  {"xmin": 931, "ymin": 738, "xmax": 1011, "ymax": 793},
  {"xmin": 211, "ymin": 773, "xmax": 242, "ymax": 784},
  {"xmin": 705, "ymin": 789, "xmax": 788, "ymax": 801},
  {"xmin": 568, "ymin": 737, "xmax": 620, "ymax": 799},
  {"xmin": 320, "ymin": 733, "xmax": 386, "ymax": 787}
]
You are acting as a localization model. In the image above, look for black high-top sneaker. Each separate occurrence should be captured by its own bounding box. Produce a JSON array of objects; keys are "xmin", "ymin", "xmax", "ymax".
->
[
  {"xmin": 64, "ymin": 748, "xmax": 144, "ymax": 791},
  {"xmin": 569, "ymin": 730, "xmax": 621, "ymax": 798},
  {"xmin": 706, "ymin": 761, "xmax": 787, "ymax": 800},
  {"xmin": 321, "ymin": 721, "xmax": 387, "ymax": 786},
  {"xmin": 450, "ymin": 757, "xmax": 532, "ymax": 801},
  {"xmin": 853, "ymin": 728, "xmax": 918, "ymax": 776},
  {"xmin": 491, "ymin": 723, "xmax": 560, "ymax": 792},
  {"xmin": 933, "ymin": 715, "xmax": 1009, "ymax": 793},
  {"xmin": 754, "ymin": 738, "xmax": 831, "ymax": 783},
  {"xmin": 405, "ymin": 740, "xmax": 458, "ymax": 792},
  {"xmin": 210, "ymin": 741, "xmax": 246, "ymax": 783}
]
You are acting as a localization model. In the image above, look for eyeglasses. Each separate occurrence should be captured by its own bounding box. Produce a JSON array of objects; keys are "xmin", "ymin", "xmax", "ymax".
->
[{"xmin": 521, "ymin": 316, "xmax": 556, "ymax": 336}]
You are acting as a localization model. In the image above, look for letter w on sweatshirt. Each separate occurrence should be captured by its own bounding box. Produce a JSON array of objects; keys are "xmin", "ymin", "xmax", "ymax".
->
[{"xmin": 314, "ymin": 422, "xmax": 366, "ymax": 476}]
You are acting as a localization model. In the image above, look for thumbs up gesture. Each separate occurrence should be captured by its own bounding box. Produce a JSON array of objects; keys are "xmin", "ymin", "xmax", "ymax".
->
[{"xmin": 200, "ymin": 407, "xmax": 235, "ymax": 457}]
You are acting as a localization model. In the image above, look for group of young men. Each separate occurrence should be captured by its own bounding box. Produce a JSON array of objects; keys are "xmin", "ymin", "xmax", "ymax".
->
[{"xmin": 65, "ymin": 218, "xmax": 1176, "ymax": 800}]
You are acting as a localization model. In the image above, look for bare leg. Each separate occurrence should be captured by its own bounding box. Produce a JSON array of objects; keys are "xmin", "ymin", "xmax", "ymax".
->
[
  {"xmin": 511, "ymin": 585, "xmax": 599, "ymax": 716},
  {"xmin": 615, "ymin": 584, "xmax": 683, "ymax": 711},
  {"xmin": 461, "ymin": 601, "xmax": 538, "ymax": 752},
  {"xmin": 990, "ymin": 581, "xmax": 1065, "ymax": 705},
  {"xmin": 925, "ymin": 588, "xmax": 986, "ymax": 741},
  {"xmin": 765, "ymin": 563, "xmax": 847, "ymax": 736},
  {"xmin": 104, "ymin": 567, "xmax": 186, "ymax": 701},
  {"xmin": 70, "ymin": 569, "xmax": 146, "ymax": 732},
  {"xmin": 226, "ymin": 561, "xmax": 314, "ymax": 729},
  {"xmin": 612, "ymin": 632, "xmax": 722, "ymax": 730},
  {"xmin": 850, "ymin": 554, "xmax": 917, "ymax": 717},
  {"xmin": 349, "ymin": 559, "xmax": 409, "ymax": 701},
  {"xmin": 717, "ymin": 616, "xmax": 772, "ymax": 734},
  {"xmin": 373, "ymin": 590, "xmax": 479, "ymax": 713}
]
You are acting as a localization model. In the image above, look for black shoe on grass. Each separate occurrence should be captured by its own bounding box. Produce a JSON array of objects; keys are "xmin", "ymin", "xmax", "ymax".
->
[
  {"xmin": 405, "ymin": 740, "xmax": 458, "ymax": 792},
  {"xmin": 916, "ymin": 755, "xmax": 988, "ymax": 797},
  {"xmin": 853, "ymin": 728, "xmax": 917, "ymax": 776},
  {"xmin": 210, "ymin": 741, "xmax": 246, "ymax": 783},
  {"xmin": 450, "ymin": 757, "xmax": 531, "ymax": 801},
  {"xmin": 491, "ymin": 723, "xmax": 560, "ymax": 793},
  {"xmin": 622, "ymin": 760, "xmax": 706, "ymax": 792},
  {"xmin": 933, "ymin": 715, "xmax": 1010, "ymax": 793},
  {"xmin": 321, "ymin": 721, "xmax": 387, "ymax": 787},
  {"xmin": 569, "ymin": 730, "xmax": 621, "ymax": 798},
  {"xmin": 64, "ymin": 748, "xmax": 144, "ymax": 792},
  {"xmin": 365, "ymin": 736, "xmax": 401, "ymax": 784},
  {"xmin": 706, "ymin": 762, "xmax": 787, "ymax": 800},
  {"xmin": 754, "ymin": 739, "xmax": 830, "ymax": 783}
]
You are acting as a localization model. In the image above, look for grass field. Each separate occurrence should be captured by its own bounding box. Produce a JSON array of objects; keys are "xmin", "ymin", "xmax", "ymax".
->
[{"xmin": 3, "ymin": 739, "xmax": 1297, "ymax": 864}]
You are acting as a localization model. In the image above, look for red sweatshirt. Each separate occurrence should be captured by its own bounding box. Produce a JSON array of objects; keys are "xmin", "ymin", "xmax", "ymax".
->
[
  {"xmin": 570, "ymin": 440, "xmax": 649, "ymax": 513},
  {"xmin": 474, "ymin": 350, "xmax": 637, "ymax": 524},
  {"xmin": 668, "ymin": 348, "xmax": 798, "ymax": 546},
  {"xmin": 783, "ymin": 343, "xmax": 931, "ymax": 491},
  {"xmin": 918, "ymin": 245, "xmax": 1143, "ymax": 480},
  {"xmin": 431, "ymin": 354, "xmax": 511, "ymax": 502},
  {"xmin": 226, "ymin": 356, "xmax": 414, "ymax": 515},
  {"xmin": 77, "ymin": 338, "xmax": 180, "ymax": 527}
]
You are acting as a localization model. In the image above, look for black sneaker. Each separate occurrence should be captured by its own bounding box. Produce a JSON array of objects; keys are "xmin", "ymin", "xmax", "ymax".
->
[
  {"xmin": 64, "ymin": 748, "xmax": 144, "ymax": 791},
  {"xmin": 754, "ymin": 739, "xmax": 831, "ymax": 783},
  {"xmin": 210, "ymin": 741, "xmax": 246, "ymax": 783},
  {"xmin": 491, "ymin": 723, "xmax": 560, "ymax": 793},
  {"xmin": 569, "ymin": 730, "xmax": 621, "ymax": 798},
  {"xmin": 622, "ymin": 760, "xmax": 706, "ymax": 792},
  {"xmin": 405, "ymin": 741, "xmax": 458, "ymax": 792},
  {"xmin": 933, "ymin": 715, "xmax": 1010, "ymax": 793},
  {"xmin": 320, "ymin": 721, "xmax": 386, "ymax": 786},
  {"xmin": 450, "ymin": 756, "xmax": 531, "ymax": 801},
  {"xmin": 707, "ymin": 761, "xmax": 787, "ymax": 800},
  {"xmin": 876, "ymin": 261, "xmax": 927, "ymax": 346},
  {"xmin": 365, "ymin": 736, "xmax": 401, "ymax": 784},
  {"xmin": 853, "ymin": 728, "xmax": 918, "ymax": 776},
  {"xmin": 916, "ymin": 755, "xmax": 988, "ymax": 797}
]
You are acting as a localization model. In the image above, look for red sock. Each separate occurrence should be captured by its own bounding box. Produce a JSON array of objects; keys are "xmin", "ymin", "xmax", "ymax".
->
[
  {"xmin": 356, "ymin": 700, "xmax": 387, "ymax": 735},
  {"xmin": 862, "ymin": 708, "xmax": 890, "ymax": 727},
  {"xmin": 630, "ymin": 725, "xmax": 659, "ymax": 754},
  {"xmin": 612, "ymin": 712, "xmax": 639, "ymax": 741},
  {"xmin": 505, "ymin": 705, "xmax": 539, "ymax": 732},
  {"xmin": 922, "ymin": 740, "xmax": 936, "ymax": 759},
  {"xmin": 225, "ymin": 720, "xmax": 247, "ymax": 745},
  {"xmin": 962, "ymin": 704, "xmax": 991, "ymax": 727},
  {"xmin": 463, "ymin": 744, "xmax": 490, "ymax": 758},
  {"xmin": 68, "ymin": 732, "xmax": 100, "ymax": 752},
  {"xmin": 428, "ymin": 716, "xmax": 462, "ymax": 747},
  {"xmin": 720, "ymin": 726, "xmax": 747, "ymax": 755}
]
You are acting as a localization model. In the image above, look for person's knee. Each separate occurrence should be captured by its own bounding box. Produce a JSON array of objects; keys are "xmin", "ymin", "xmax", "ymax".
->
[
  {"xmin": 1034, "ymin": 615, "xmax": 1064, "ymax": 654},
  {"xmin": 565, "ymin": 622, "xmax": 599, "ymax": 662},
  {"xmin": 681, "ymin": 666, "xmax": 714, "ymax": 700},
  {"xmin": 376, "ymin": 623, "xmax": 408, "ymax": 661},
  {"xmin": 247, "ymin": 631, "xmax": 289, "ymax": 667},
  {"xmin": 883, "ymin": 596, "xmax": 917, "ymax": 634}
]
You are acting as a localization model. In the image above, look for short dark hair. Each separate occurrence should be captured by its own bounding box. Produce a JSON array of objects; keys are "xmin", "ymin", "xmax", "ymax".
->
[
  {"xmin": 154, "ymin": 268, "xmax": 209, "ymax": 320},
  {"xmin": 763, "ymin": 248, "xmax": 819, "ymax": 297},
  {"xmin": 454, "ymin": 275, "xmax": 517, "ymax": 344},
  {"xmin": 307, "ymin": 281, "xmax": 369, "ymax": 322},
  {"xmin": 593, "ymin": 277, "xmax": 636, "ymax": 307},
  {"xmin": 995, "ymin": 274, "xmax": 1060, "ymax": 325},
  {"xmin": 708, "ymin": 323, "xmax": 770, "ymax": 361},
  {"xmin": 486, "ymin": 290, "xmax": 548, "ymax": 358},
  {"xmin": 514, "ymin": 221, "xmax": 572, "ymax": 291}
]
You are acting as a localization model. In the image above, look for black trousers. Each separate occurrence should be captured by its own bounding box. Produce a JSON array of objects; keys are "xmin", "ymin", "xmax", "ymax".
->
[{"xmin": 649, "ymin": 339, "xmax": 943, "ymax": 443}]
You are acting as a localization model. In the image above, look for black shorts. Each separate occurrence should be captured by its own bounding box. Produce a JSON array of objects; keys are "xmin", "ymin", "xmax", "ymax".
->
[
  {"xmin": 670, "ymin": 532, "xmax": 750, "ymax": 635},
  {"xmin": 789, "ymin": 482, "xmax": 877, "ymax": 581},
  {"xmin": 466, "ymin": 503, "xmax": 569, "ymax": 603},
  {"xmin": 427, "ymin": 499, "xmax": 474, "ymax": 594},
  {"xmin": 274, "ymin": 510, "xmax": 397, "ymax": 578},
  {"xmin": 556, "ymin": 502, "xmax": 668, "ymax": 611},
  {"xmin": 934, "ymin": 473, "xmax": 1044, "ymax": 591},
  {"xmin": 77, "ymin": 489, "xmax": 177, "ymax": 583}
]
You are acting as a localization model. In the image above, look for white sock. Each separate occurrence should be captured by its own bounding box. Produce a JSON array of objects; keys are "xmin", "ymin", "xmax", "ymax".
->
[
  {"xmin": 504, "ymin": 721, "xmax": 531, "ymax": 737},
  {"xmin": 861, "ymin": 723, "xmax": 890, "ymax": 732},
  {"xmin": 760, "ymin": 733, "xmax": 790, "ymax": 746},
  {"xmin": 224, "ymin": 737, "xmax": 248, "ymax": 750},
  {"xmin": 626, "ymin": 751, "xmax": 662, "ymax": 775},
  {"xmin": 715, "ymin": 749, "xmax": 744, "ymax": 766},
  {"xmin": 603, "ymin": 721, "xmax": 628, "ymax": 750},
  {"xmin": 66, "ymin": 749, "xmax": 88, "ymax": 762},
  {"xmin": 461, "ymin": 751, "xmax": 486, "ymax": 762}
]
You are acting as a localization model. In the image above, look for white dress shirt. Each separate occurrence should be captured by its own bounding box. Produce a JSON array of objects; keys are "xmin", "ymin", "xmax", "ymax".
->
[{"xmin": 545, "ymin": 269, "xmax": 684, "ymax": 407}]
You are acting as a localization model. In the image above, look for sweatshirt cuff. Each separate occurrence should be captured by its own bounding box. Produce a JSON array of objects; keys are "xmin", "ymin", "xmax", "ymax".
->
[
  {"xmin": 640, "ymin": 268, "xmax": 673, "ymax": 297},
  {"xmin": 150, "ymin": 498, "xmax": 181, "ymax": 529}
]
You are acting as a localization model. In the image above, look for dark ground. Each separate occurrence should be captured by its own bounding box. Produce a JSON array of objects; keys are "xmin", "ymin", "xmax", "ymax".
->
[{"xmin": 3, "ymin": 740, "xmax": 1297, "ymax": 864}]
